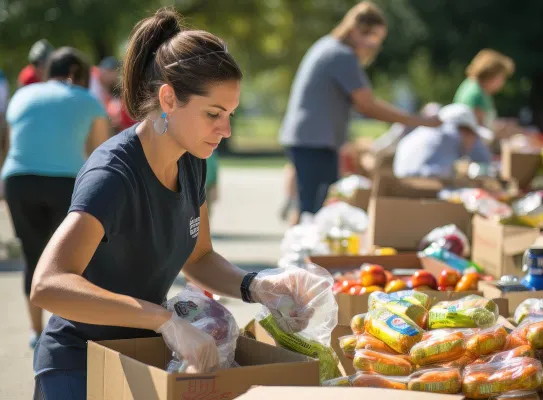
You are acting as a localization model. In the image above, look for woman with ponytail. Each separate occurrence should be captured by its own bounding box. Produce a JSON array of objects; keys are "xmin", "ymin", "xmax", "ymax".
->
[{"xmin": 31, "ymin": 8, "xmax": 328, "ymax": 399}]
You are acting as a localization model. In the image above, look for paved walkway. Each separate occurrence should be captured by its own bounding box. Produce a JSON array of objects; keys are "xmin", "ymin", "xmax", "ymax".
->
[{"xmin": 0, "ymin": 167, "xmax": 287, "ymax": 399}]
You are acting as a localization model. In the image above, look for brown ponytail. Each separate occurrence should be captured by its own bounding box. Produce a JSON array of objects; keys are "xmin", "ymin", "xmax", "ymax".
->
[{"xmin": 122, "ymin": 7, "xmax": 242, "ymax": 121}]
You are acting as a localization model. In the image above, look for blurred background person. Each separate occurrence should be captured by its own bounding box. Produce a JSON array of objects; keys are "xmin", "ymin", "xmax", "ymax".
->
[
  {"xmin": 279, "ymin": 1, "xmax": 441, "ymax": 224},
  {"xmin": 393, "ymin": 104, "xmax": 492, "ymax": 178},
  {"xmin": 0, "ymin": 67, "xmax": 8, "ymax": 172},
  {"xmin": 17, "ymin": 39, "xmax": 54, "ymax": 88},
  {"xmin": 1, "ymin": 47, "xmax": 110, "ymax": 349},
  {"xmin": 454, "ymin": 49, "xmax": 517, "ymax": 141},
  {"xmin": 89, "ymin": 56, "xmax": 120, "ymax": 107}
]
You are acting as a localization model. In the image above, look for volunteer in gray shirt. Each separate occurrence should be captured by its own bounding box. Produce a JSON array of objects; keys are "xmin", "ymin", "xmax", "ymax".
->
[
  {"xmin": 30, "ymin": 9, "xmax": 328, "ymax": 400},
  {"xmin": 394, "ymin": 104, "xmax": 492, "ymax": 178},
  {"xmin": 279, "ymin": 1, "xmax": 440, "ymax": 220}
]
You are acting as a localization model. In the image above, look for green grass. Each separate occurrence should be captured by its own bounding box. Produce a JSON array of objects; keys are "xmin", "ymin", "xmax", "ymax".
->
[
  {"xmin": 231, "ymin": 116, "xmax": 389, "ymax": 151},
  {"xmin": 220, "ymin": 156, "xmax": 288, "ymax": 169}
]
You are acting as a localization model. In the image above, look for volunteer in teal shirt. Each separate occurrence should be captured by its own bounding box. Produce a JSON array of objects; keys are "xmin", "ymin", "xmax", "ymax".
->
[{"xmin": 2, "ymin": 47, "xmax": 110, "ymax": 350}]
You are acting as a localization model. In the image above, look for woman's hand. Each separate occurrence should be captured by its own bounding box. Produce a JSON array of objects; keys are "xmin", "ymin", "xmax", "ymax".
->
[
  {"xmin": 157, "ymin": 313, "xmax": 220, "ymax": 373},
  {"xmin": 249, "ymin": 266, "xmax": 334, "ymax": 333}
]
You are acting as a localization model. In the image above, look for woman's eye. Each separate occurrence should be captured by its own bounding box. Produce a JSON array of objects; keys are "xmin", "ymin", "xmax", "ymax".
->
[{"xmin": 207, "ymin": 113, "xmax": 220, "ymax": 120}]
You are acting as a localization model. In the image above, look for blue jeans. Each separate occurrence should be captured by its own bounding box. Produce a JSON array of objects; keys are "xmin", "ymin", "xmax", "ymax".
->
[
  {"xmin": 286, "ymin": 147, "xmax": 339, "ymax": 214},
  {"xmin": 34, "ymin": 370, "xmax": 86, "ymax": 400}
]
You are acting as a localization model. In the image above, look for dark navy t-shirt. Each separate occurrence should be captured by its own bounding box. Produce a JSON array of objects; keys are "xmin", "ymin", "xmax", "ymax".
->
[{"xmin": 33, "ymin": 124, "xmax": 206, "ymax": 375}]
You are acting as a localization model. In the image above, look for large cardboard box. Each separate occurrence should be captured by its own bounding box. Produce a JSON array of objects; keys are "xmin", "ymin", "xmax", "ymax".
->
[
  {"xmin": 87, "ymin": 336, "xmax": 319, "ymax": 400},
  {"xmin": 501, "ymin": 141, "xmax": 542, "ymax": 189},
  {"xmin": 236, "ymin": 386, "xmax": 466, "ymax": 400},
  {"xmin": 471, "ymin": 214, "xmax": 540, "ymax": 278},
  {"xmin": 479, "ymin": 280, "xmax": 543, "ymax": 316},
  {"xmin": 368, "ymin": 177, "xmax": 473, "ymax": 251}
]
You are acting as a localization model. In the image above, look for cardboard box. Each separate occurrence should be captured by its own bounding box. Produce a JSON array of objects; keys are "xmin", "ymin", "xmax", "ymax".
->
[
  {"xmin": 368, "ymin": 177, "xmax": 473, "ymax": 251},
  {"xmin": 309, "ymin": 253, "xmax": 421, "ymax": 272},
  {"xmin": 479, "ymin": 280, "xmax": 543, "ymax": 316},
  {"xmin": 87, "ymin": 336, "xmax": 319, "ymax": 400},
  {"xmin": 501, "ymin": 141, "xmax": 542, "ymax": 189},
  {"xmin": 236, "ymin": 386, "xmax": 465, "ymax": 400},
  {"xmin": 471, "ymin": 214, "xmax": 540, "ymax": 278}
]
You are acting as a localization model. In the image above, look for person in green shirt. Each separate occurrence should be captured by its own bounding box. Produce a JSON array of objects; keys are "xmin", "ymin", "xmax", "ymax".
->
[{"xmin": 453, "ymin": 49, "xmax": 515, "ymax": 139}]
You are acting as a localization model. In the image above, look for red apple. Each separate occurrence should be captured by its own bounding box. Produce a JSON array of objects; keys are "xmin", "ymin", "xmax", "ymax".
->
[
  {"xmin": 384, "ymin": 270, "xmax": 395, "ymax": 284},
  {"xmin": 360, "ymin": 264, "xmax": 387, "ymax": 287},
  {"xmin": 438, "ymin": 269, "xmax": 461, "ymax": 289},
  {"xmin": 411, "ymin": 270, "xmax": 438, "ymax": 290}
]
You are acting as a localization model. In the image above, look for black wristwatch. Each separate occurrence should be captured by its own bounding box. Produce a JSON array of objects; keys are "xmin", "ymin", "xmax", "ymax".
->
[{"xmin": 241, "ymin": 272, "xmax": 258, "ymax": 303}]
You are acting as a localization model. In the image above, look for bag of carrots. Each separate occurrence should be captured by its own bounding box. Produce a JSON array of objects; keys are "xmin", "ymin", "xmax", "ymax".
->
[
  {"xmin": 353, "ymin": 349, "xmax": 414, "ymax": 376},
  {"xmin": 356, "ymin": 333, "xmax": 397, "ymax": 354},
  {"xmin": 429, "ymin": 295, "xmax": 498, "ymax": 329},
  {"xmin": 471, "ymin": 345, "xmax": 535, "ymax": 365},
  {"xmin": 410, "ymin": 329, "xmax": 470, "ymax": 366},
  {"xmin": 338, "ymin": 335, "xmax": 357, "ymax": 359},
  {"xmin": 514, "ymin": 299, "xmax": 543, "ymax": 326},
  {"xmin": 407, "ymin": 367, "xmax": 462, "ymax": 394},
  {"xmin": 350, "ymin": 373, "xmax": 408, "ymax": 390},
  {"xmin": 507, "ymin": 317, "xmax": 543, "ymax": 350},
  {"xmin": 462, "ymin": 357, "xmax": 543, "ymax": 399},
  {"xmin": 364, "ymin": 308, "xmax": 424, "ymax": 354},
  {"xmin": 368, "ymin": 290, "xmax": 430, "ymax": 311},
  {"xmin": 350, "ymin": 313, "xmax": 366, "ymax": 335},
  {"xmin": 466, "ymin": 325, "xmax": 508, "ymax": 357},
  {"xmin": 385, "ymin": 300, "xmax": 428, "ymax": 329}
]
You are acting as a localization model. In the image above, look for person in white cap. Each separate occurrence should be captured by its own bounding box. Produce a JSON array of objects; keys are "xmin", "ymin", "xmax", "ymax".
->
[{"xmin": 393, "ymin": 103, "xmax": 492, "ymax": 178}]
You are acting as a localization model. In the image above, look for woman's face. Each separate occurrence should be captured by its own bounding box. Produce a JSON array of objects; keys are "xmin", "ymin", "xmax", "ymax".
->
[
  {"xmin": 483, "ymin": 72, "xmax": 507, "ymax": 95},
  {"xmin": 160, "ymin": 80, "xmax": 240, "ymax": 159},
  {"xmin": 350, "ymin": 25, "xmax": 387, "ymax": 64}
]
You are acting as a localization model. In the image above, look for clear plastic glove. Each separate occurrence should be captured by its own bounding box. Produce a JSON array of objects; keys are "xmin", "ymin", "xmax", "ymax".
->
[
  {"xmin": 156, "ymin": 313, "xmax": 220, "ymax": 373},
  {"xmin": 250, "ymin": 263, "xmax": 337, "ymax": 342}
]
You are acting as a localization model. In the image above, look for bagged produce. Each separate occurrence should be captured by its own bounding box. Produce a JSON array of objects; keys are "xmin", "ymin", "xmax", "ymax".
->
[
  {"xmin": 466, "ymin": 325, "xmax": 508, "ymax": 357},
  {"xmin": 429, "ymin": 295, "xmax": 499, "ymax": 329},
  {"xmin": 471, "ymin": 345, "xmax": 535, "ymax": 365},
  {"xmin": 353, "ymin": 349, "xmax": 414, "ymax": 376},
  {"xmin": 256, "ymin": 264, "xmax": 341, "ymax": 382},
  {"xmin": 439, "ymin": 351, "xmax": 478, "ymax": 369},
  {"xmin": 507, "ymin": 317, "xmax": 543, "ymax": 350},
  {"xmin": 418, "ymin": 224, "xmax": 470, "ymax": 257},
  {"xmin": 338, "ymin": 335, "xmax": 357, "ymax": 359},
  {"xmin": 385, "ymin": 300, "xmax": 428, "ymax": 329},
  {"xmin": 163, "ymin": 285, "xmax": 239, "ymax": 372},
  {"xmin": 410, "ymin": 329, "xmax": 468, "ymax": 366},
  {"xmin": 322, "ymin": 376, "xmax": 353, "ymax": 387},
  {"xmin": 407, "ymin": 367, "xmax": 462, "ymax": 394},
  {"xmin": 368, "ymin": 290, "xmax": 430, "ymax": 311},
  {"xmin": 350, "ymin": 313, "xmax": 366, "ymax": 335},
  {"xmin": 495, "ymin": 390, "xmax": 541, "ymax": 400},
  {"xmin": 462, "ymin": 357, "xmax": 543, "ymax": 399},
  {"xmin": 514, "ymin": 299, "xmax": 543, "ymax": 325},
  {"xmin": 364, "ymin": 308, "xmax": 424, "ymax": 354},
  {"xmin": 355, "ymin": 334, "xmax": 397, "ymax": 354},
  {"xmin": 351, "ymin": 373, "xmax": 408, "ymax": 390}
]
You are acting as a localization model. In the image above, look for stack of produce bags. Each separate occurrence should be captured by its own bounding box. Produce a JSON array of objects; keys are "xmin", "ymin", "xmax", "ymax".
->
[{"xmin": 327, "ymin": 291, "xmax": 543, "ymax": 399}]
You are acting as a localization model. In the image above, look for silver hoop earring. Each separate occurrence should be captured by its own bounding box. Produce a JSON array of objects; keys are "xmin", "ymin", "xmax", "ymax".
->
[{"xmin": 153, "ymin": 112, "xmax": 169, "ymax": 135}]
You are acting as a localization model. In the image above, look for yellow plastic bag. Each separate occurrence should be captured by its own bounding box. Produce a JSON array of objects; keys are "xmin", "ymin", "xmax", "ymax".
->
[
  {"xmin": 429, "ymin": 295, "xmax": 498, "ymax": 329},
  {"xmin": 364, "ymin": 308, "xmax": 423, "ymax": 354}
]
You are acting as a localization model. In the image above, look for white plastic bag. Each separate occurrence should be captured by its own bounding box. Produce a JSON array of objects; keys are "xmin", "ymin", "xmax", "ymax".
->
[
  {"xmin": 254, "ymin": 262, "xmax": 341, "ymax": 381},
  {"xmin": 314, "ymin": 201, "xmax": 369, "ymax": 234},
  {"xmin": 418, "ymin": 224, "xmax": 470, "ymax": 257},
  {"xmin": 163, "ymin": 285, "xmax": 239, "ymax": 372}
]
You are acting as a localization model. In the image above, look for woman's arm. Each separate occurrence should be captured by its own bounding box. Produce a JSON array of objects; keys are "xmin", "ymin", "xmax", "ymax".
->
[
  {"xmin": 182, "ymin": 203, "xmax": 246, "ymax": 299},
  {"xmin": 352, "ymin": 87, "xmax": 441, "ymax": 127},
  {"xmin": 85, "ymin": 117, "xmax": 111, "ymax": 156},
  {"xmin": 31, "ymin": 211, "xmax": 171, "ymax": 331}
]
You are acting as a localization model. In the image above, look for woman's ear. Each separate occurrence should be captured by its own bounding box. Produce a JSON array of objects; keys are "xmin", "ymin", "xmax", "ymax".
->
[{"xmin": 158, "ymin": 84, "xmax": 176, "ymax": 113}]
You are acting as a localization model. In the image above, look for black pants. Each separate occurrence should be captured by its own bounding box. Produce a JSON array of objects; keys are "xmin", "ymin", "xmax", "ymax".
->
[
  {"xmin": 4, "ymin": 175, "xmax": 75, "ymax": 296},
  {"xmin": 286, "ymin": 147, "xmax": 339, "ymax": 215}
]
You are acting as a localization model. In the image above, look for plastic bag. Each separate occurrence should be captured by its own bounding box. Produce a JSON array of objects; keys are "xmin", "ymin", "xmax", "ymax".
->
[
  {"xmin": 514, "ymin": 299, "xmax": 543, "ymax": 325},
  {"xmin": 410, "ymin": 329, "xmax": 470, "ymax": 366},
  {"xmin": 418, "ymin": 224, "xmax": 470, "ymax": 257},
  {"xmin": 465, "ymin": 325, "xmax": 508, "ymax": 357},
  {"xmin": 353, "ymin": 349, "xmax": 414, "ymax": 376},
  {"xmin": 512, "ymin": 191, "xmax": 543, "ymax": 228},
  {"xmin": 364, "ymin": 308, "xmax": 424, "ymax": 354},
  {"xmin": 350, "ymin": 313, "xmax": 366, "ymax": 335},
  {"xmin": 338, "ymin": 335, "xmax": 357, "ymax": 359},
  {"xmin": 322, "ymin": 376, "xmax": 354, "ymax": 387},
  {"xmin": 407, "ymin": 367, "xmax": 462, "ymax": 394},
  {"xmin": 428, "ymin": 295, "xmax": 499, "ymax": 329},
  {"xmin": 350, "ymin": 373, "xmax": 408, "ymax": 390},
  {"xmin": 471, "ymin": 345, "xmax": 535, "ymax": 365},
  {"xmin": 355, "ymin": 334, "xmax": 397, "ymax": 354},
  {"xmin": 313, "ymin": 201, "xmax": 369, "ymax": 234},
  {"xmin": 460, "ymin": 188, "xmax": 513, "ymax": 220},
  {"xmin": 163, "ymin": 285, "xmax": 239, "ymax": 372},
  {"xmin": 368, "ymin": 290, "xmax": 431, "ymax": 311},
  {"xmin": 507, "ymin": 317, "xmax": 543, "ymax": 350},
  {"xmin": 329, "ymin": 175, "xmax": 372, "ymax": 199},
  {"xmin": 384, "ymin": 300, "xmax": 428, "ymax": 329},
  {"xmin": 255, "ymin": 263, "xmax": 341, "ymax": 382},
  {"xmin": 462, "ymin": 357, "xmax": 543, "ymax": 399}
]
